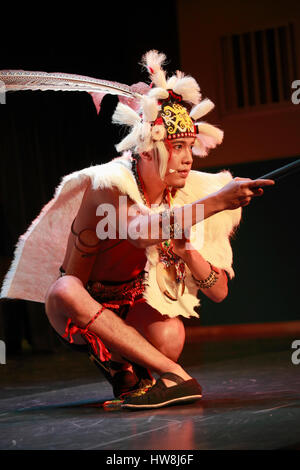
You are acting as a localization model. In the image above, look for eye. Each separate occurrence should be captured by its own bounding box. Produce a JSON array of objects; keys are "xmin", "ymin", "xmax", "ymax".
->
[{"xmin": 174, "ymin": 143, "xmax": 183, "ymax": 150}]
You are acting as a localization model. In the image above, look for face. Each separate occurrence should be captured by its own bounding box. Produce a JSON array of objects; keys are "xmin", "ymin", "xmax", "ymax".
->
[{"xmin": 164, "ymin": 137, "xmax": 194, "ymax": 188}]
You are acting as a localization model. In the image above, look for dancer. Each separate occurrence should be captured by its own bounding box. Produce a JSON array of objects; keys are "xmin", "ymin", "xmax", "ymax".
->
[{"xmin": 0, "ymin": 51, "xmax": 274, "ymax": 409}]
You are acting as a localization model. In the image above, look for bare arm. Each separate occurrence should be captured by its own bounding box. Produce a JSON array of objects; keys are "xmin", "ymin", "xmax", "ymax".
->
[
  {"xmin": 64, "ymin": 176, "xmax": 275, "ymax": 285},
  {"xmin": 64, "ymin": 181, "xmax": 102, "ymax": 285},
  {"xmin": 173, "ymin": 242, "xmax": 228, "ymax": 303},
  {"xmin": 124, "ymin": 177, "xmax": 275, "ymax": 249}
]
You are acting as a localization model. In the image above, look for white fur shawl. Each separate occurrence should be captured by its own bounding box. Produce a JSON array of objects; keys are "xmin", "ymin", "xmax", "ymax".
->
[
  {"xmin": 0, "ymin": 155, "xmax": 241, "ymax": 318},
  {"xmin": 144, "ymin": 169, "xmax": 241, "ymax": 318}
]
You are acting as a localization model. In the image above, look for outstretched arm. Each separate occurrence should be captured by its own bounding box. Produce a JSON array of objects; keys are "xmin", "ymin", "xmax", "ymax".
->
[
  {"xmin": 125, "ymin": 177, "xmax": 275, "ymax": 249},
  {"xmin": 63, "ymin": 176, "xmax": 275, "ymax": 285}
]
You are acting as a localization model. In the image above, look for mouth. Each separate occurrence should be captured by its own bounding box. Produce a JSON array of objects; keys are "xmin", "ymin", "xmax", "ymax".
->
[{"xmin": 177, "ymin": 170, "xmax": 189, "ymax": 178}]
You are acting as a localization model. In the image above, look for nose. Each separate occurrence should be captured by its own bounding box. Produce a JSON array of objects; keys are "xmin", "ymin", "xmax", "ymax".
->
[{"xmin": 183, "ymin": 147, "xmax": 193, "ymax": 166}]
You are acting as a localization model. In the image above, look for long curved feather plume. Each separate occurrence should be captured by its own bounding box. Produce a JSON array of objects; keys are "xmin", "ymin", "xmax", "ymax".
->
[
  {"xmin": 0, "ymin": 54, "xmax": 223, "ymax": 160},
  {"xmin": 0, "ymin": 69, "xmax": 141, "ymax": 99}
]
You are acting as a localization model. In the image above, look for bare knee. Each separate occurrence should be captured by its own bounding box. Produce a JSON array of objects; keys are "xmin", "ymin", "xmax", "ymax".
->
[
  {"xmin": 45, "ymin": 275, "xmax": 83, "ymax": 312},
  {"xmin": 45, "ymin": 275, "xmax": 91, "ymax": 330},
  {"xmin": 151, "ymin": 317, "xmax": 186, "ymax": 362},
  {"xmin": 45, "ymin": 275, "xmax": 93, "ymax": 341}
]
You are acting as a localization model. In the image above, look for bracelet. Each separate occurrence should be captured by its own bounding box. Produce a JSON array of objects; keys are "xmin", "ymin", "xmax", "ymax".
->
[{"xmin": 192, "ymin": 263, "xmax": 219, "ymax": 289}]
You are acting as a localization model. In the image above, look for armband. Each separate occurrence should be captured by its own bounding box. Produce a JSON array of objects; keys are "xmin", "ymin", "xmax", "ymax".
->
[
  {"xmin": 74, "ymin": 228, "xmax": 101, "ymax": 257},
  {"xmin": 192, "ymin": 263, "xmax": 219, "ymax": 288}
]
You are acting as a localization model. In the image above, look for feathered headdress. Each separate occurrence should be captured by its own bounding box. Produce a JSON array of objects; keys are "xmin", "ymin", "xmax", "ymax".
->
[
  {"xmin": 0, "ymin": 51, "xmax": 223, "ymax": 174},
  {"xmin": 111, "ymin": 50, "xmax": 224, "ymax": 163}
]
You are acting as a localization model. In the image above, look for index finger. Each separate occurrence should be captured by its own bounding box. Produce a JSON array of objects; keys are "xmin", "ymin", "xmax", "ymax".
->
[{"xmin": 247, "ymin": 179, "xmax": 275, "ymax": 188}]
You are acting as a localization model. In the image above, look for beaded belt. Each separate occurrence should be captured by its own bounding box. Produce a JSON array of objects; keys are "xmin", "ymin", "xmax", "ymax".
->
[
  {"xmin": 59, "ymin": 267, "xmax": 146, "ymax": 317},
  {"xmin": 60, "ymin": 269, "xmax": 147, "ymax": 362},
  {"xmin": 86, "ymin": 270, "xmax": 146, "ymax": 308}
]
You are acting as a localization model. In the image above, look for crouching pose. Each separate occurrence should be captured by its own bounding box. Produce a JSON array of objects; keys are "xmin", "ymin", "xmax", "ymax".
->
[{"xmin": 0, "ymin": 51, "xmax": 274, "ymax": 409}]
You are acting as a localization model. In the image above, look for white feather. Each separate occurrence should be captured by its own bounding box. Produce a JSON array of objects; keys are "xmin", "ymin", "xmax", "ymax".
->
[
  {"xmin": 172, "ymin": 75, "xmax": 201, "ymax": 104},
  {"xmin": 190, "ymin": 99, "xmax": 215, "ymax": 120},
  {"xmin": 152, "ymin": 70, "xmax": 167, "ymax": 89},
  {"xmin": 141, "ymin": 95, "xmax": 159, "ymax": 122},
  {"xmin": 0, "ymin": 70, "xmax": 138, "ymax": 99},
  {"xmin": 192, "ymin": 138, "xmax": 208, "ymax": 157},
  {"xmin": 166, "ymin": 74, "xmax": 178, "ymax": 89},
  {"xmin": 138, "ymin": 122, "xmax": 153, "ymax": 152},
  {"xmin": 112, "ymin": 102, "xmax": 141, "ymax": 126},
  {"xmin": 142, "ymin": 50, "xmax": 166, "ymax": 73},
  {"xmin": 115, "ymin": 123, "xmax": 142, "ymax": 152},
  {"xmin": 196, "ymin": 122, "xmax": 224, "ymax": 144},
  {"xmin": 148, "ymin": 87, "xmax": 169, "ymax": 100},
  {"xmin": 142, "ymin": 50, "xmax": 167, "ymax": 89}
]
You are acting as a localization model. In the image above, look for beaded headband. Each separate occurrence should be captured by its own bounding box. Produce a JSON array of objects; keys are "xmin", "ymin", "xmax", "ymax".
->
[{"xmin": 158, "ymin": 96, "xmax": 196, "ymax": 140}]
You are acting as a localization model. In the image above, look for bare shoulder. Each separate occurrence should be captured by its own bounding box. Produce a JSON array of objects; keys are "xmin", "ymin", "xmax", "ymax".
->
[
  {"xmin": 87, "ymin": 183, "xmax": 121, "ymax": 206},
  {"xmin": 73, "ymin": 182, "xmax": 122, "ymax": 233}
]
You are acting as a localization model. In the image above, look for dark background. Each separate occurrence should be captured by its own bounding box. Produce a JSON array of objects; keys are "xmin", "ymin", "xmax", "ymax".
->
[{"xmin": 0, "ymin": 3, "xmax": 299, "ymax": 355}]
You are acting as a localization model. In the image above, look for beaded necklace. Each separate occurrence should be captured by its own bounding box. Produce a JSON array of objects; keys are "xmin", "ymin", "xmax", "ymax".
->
[
  {"xmin": 131, "ymin": 158, "xmax": 151, "ymax": 208},
  {"xmin": 131, "ymin": 158, "xmax": 186, "ymax": 293}
]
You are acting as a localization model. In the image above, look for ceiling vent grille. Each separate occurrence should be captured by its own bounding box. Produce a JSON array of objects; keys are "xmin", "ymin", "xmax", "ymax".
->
[{"xmin": 220, "ymin": 23, "xmax": 297, "ymax": 112}]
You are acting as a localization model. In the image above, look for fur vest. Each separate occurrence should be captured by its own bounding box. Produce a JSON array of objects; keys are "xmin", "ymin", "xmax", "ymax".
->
[{"xmin": 0, "ymin": 154, "xmax": 241, "ymax": 318}]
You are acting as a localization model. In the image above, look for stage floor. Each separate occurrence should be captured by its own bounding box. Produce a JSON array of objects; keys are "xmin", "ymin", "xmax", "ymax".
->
[{"xmin": 0, "ymin": 335, "xmax": 299, "ymax": 450}]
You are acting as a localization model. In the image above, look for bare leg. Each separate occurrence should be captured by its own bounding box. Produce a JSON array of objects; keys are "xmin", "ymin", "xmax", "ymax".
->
[
  {"xmin": 126, "ymin": 301, "xmax": 185, "ymax": 363},
  {"xmin": 110, "ymin": 302, "xmax": 185, "ymax": 378},
  {"xmin": 45, "ymin": 275, "xmax": 191, "ymax": 386}
]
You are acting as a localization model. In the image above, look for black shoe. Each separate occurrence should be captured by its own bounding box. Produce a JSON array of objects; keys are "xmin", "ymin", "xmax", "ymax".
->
[
  {"xmin": 111, "ymin": 370, "xmax": 139, "ymax": 397},
  {"xmin": 122, "ymin": 372, "xmax": 202, "ymax": 410},
  {"xmin": 89, "ymin": 351, "xmax": 154, "ymax": 398},
  {"xmin": 88, "ymin": 352, "xmax": 113, "ymax": 385},
  {"xmin": 130, "ymin": 362, "xmax": 155, "ymax": 389},
  {"xmin": 112, "ymin": 362, "xmax": 154, "ymax": 399}
]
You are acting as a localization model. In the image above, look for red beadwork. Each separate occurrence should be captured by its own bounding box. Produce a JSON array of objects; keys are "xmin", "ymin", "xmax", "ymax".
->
[
  {"xmin": 154, "ymin": 116, "xmax": 163, "ymax": 126},
  {"xmin": 167, "ymin": 89, "xmax": 182, "ymax": 102}
]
